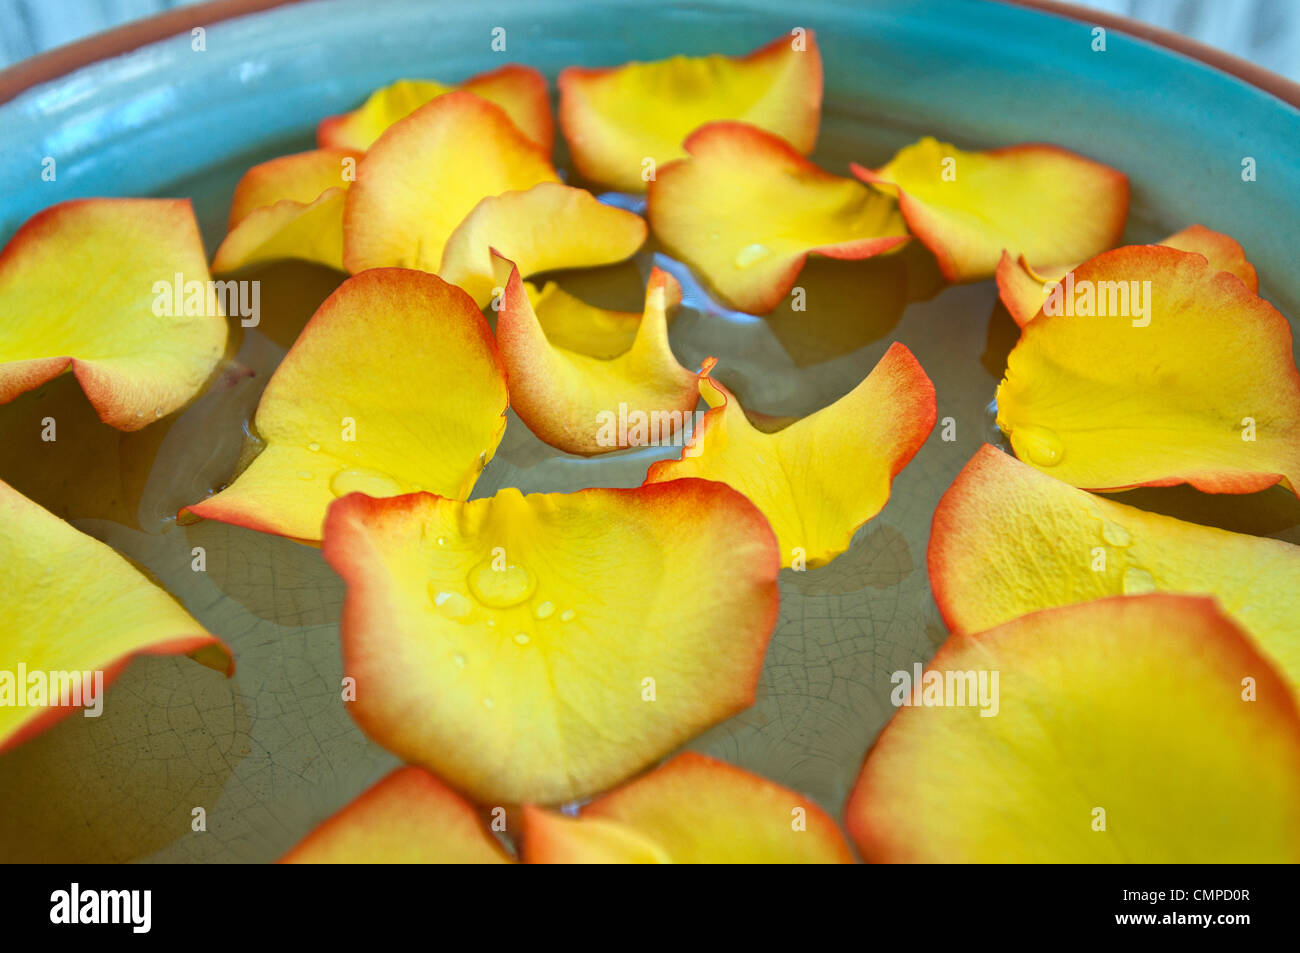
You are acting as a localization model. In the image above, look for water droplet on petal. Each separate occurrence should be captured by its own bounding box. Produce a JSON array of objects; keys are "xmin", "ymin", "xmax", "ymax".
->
[
  {"xmin": 482, "ymin": 697, "xmax": 494, "ymax": 709},
  {"xmin": 429, "ymin": 586, "xmax": 473, "ymax": 621},
  {"xmin": 1015, "ymin": 425, "xmax": 1064, "ymax": 467},
  {"xmin": 453, "ymin": 653, "xmax": 467, "ymax": 669},
  {"xmin": 308, "ymin": 442, "xmax": 321, "ymax": 452},
  {"xmin": 533, "ymin": 600, "xmax": 555, "ymax": 620},
  {"xmin": 733, "ymin": 243, "xmax": 772, "ymax": 269},
  {"xmin": 467, "ymin": 558, "xmax": 536, "ymax": 608},
  {"xmin": 560, "ymin": 609, "xmax": 575, "ymax": 623},
  {"xmin": 330, "ymin": 467, "xmax": 404, "ymax": 498},
  {"xmin": 513, "ymin": 632, "xmax": 530, "ymax": 645},
  {"xmin": 1122, "ymin": 566, "xmax": 1156, "ymax": 595},
  {"xmin": 1101, "ymin": 521, "xmax": 1132, "ymax": 547},
  {"xmin": 435, "ymin": 536, "xmax": 448, "ymax": 547}
]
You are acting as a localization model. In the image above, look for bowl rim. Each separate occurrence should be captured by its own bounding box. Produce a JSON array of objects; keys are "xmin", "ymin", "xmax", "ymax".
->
[{"xmin": 1, "ymin": 0, "xmax": 1298, "ymax": 109}]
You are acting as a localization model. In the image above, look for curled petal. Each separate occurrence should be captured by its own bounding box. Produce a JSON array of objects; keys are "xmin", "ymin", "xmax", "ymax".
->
[
  {"xmin": 439, "ymin": 182, "xmax": 646, "ymax": 307},
  {"xmin": 497, "ymin": 258, "xmax": 699, "ymax": 456},
  {"xmin": 524, "ymin": 753, "xmax": 853, "ymax": 863},
  {"xmin": 321, "ymin": 479, "xmax": 780, "ymax": 804},
  {"xmin": 559, "ymin": 32, "xmax": 823, "ymax": 193},
  {"xmin": 645, "ymin": 342, "xmax": 935, "ymax": 568},
  {"xmin": 281, "ymin": 766, "xmax": 512, "ymax": 863},
  {"xmin": 996, "ymin": 224, "xmax": 1259, "ymax": 327},
  {"xmin": 847, "ymin": 594, "xmax": 1300, "ymax": 862},
  {"xmin": 994, "ymin": 252, "xmax": 1070, "ymax": 329},
  {"xmin": 648, "ymin": 122, "xmax": 908, "ymax": 314},
  {"xmin": 1161, "ymin": 223, "xmax": 1259, "ymax": 291},
  {"xmin": 213, "ymin": 149, "xmax": 359, "ymax": 273},
  {"xmin": 0, "ymin": 199, "xmax": 228, "ymax": 430},
  {"xmin": 929, "ymin": 444, "xmax": 1300, "ymax": 690},
  {"xmin": 528, "ymin": 280, "xmax": 674, "ymax": 360},
  {"xmin": 852, "ymin": 136, "xmax": 1128, "ymax": 282},
  {"xmin": 225, "ymin": 149, "xmax": 359, "ymax": 228},
  {"xmin": 995, "ymin": 245, "xmax": 1300, "ymax": 495},
  {"xmin": 0, "ymin": 480, "xmax": 230, "ymax": 752},
  {"xmin": 317, "ymin": 65, "xmax": 553, "ymax": 153},
  {"xmin": 342, "ymin": 91, "xmax": 559, "ymax": 274},
  {"xmin": 185, "ymin": 269, "xmax": 507, "ymax": 542},
  {"xmin": 213, "ymin": 192, "xmax": 346, "ymax": 274}
]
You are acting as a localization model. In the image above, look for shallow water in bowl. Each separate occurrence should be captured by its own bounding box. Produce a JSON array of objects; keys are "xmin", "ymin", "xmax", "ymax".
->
[{"xmin": 1, "ymin": 103, "xmax": 1298, "ymax": 863}]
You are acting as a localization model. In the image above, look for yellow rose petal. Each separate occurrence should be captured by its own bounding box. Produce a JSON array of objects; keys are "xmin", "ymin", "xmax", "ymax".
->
[
  {"xmin": 186, "ymin": 268, "xmax": 507, "ymax": 541},
  {"xmin": 646, "ymin": 342, "xmax": 935, "ymax": 568},
  {"xmin": 0, "ymin": 479, "xmax": 230, "ymax": 752},
  {"xmin": 282, "ymin": 766, "xmax": 511, "ymax": 863},
  {"xmin": 559, "ymin": 32, "xmax": 823, "ymax": 193},
  {"xmin": 995, "ymin": 245, "xmax": 1300, "ymax": 495},
  {"xmin": 342, "ymin": 91, "xmax": 559, "ymax": 274},
  {"xmin": 525, "ymin": 752, "xmax": 853, "ymax": 863},
  {"xmin": 929, "ymin": 444, "xmax": 1300, "ymax": 690},
  {"xmin": 996, "ymin": 224, "xmax": 1258, "ymax": 327},
  {"xmin": 648, "ymin": 122, "xmax": 908, "ymax": 314},
  {"xmin": 321, "ymin": 480, "xmax": 779, "ymax": 804},
  {"xmin": 0, "ymin": 199, "xmax": 227, "ymax": 430},
  {"xmin": 439, "ymin": 182, "xmax": 645, "ymax": 307},
  {"xmin": 318, "ymin": 65, "xmax": 552, "ymax": 153},
  {"xmin": 853, "ymin": 136, "xmax": 1128, "ymax": 282},
  {"xmin": 847, "ymin": 594, "xmax": 1300, "ymax": 862},
  {"xmin": 497, "ymin": 258, "xmax": 700, "ymax": 456}
]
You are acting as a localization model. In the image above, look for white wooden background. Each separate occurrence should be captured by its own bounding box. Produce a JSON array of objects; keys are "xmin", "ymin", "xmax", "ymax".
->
[{"xmin": 0, "ymin": 0, "xmax": 1297, "ymax": 81}]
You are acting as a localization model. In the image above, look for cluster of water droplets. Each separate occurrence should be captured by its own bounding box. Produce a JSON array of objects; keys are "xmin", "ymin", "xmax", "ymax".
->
[
  {"xmin": 427, "ymin": 551, "xmax": 579, "ymax": 653},
  {"xmin": 992, "ymin": 396, "xmax": 1158, "ymax": 595},
  {"xmin": 1094, "ymin": 514, "xmax": 1158, "ymax": 595}
]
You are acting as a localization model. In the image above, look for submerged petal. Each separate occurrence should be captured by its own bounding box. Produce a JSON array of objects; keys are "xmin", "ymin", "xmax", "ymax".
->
[
  {"xmin": 213, "ymin": 148, "xmax": 359, "ymax": 274},
  {"xmin": 0, "ymin": 199, "xmax": 228, "ymax": 430},
  {"xmin": 648, "ymin": 122, "xmax": 908, "ymax": 314},
  {"xmin": 995, "ymin": 245, "xmax": 1300, "ymax": 495},
  {"xmin": 645, "ymin": 343, "xmax": 935, "ymax": 568},
  {"xmin": 929, "ymin": 444, "xmax": 1300, "ymax": 690},
  {"xmin": 996, "ymin": 224, "xmax": 1259, "ymax": 327},
  {"xmin": 846, "ymin": 594, "xmax": 1300, "ymax": 862},
  {"xmin": 853, "ymin": 136, "xmax": 1128, "ymax": 282},
  {"xmin": 559, "ymin": 33, "xmax": 823, "ymax": 193},
  {"xmin": 342, "ymin": 91, "xmax": 559, "ymax": 274},
  {"xmin": 439, "ymin": 182, "xmax": 646, "ymax": 307},
  {"xmin": 496, "ymin": 258, "xmax": 699, "ymax": 456},
  {"xmin": 317, "ymin": 65, "xmax": 553, "ymax": 153},
  {"xmin": 0, "ymin": 480, "xmax": 230, "ymax": 752},
  {"xmin": 320, "ymin": 479, "xmax": 780, "ymax": 804},
  {"xmin": 523, "ymin": 752, "xmax": 852, "ymax": 863},
  {"xmin": 185, "ymin": 269, "xmax": 507, "ymax": 542},
  {"xmin": 281, "ymin": 766, "xmax": 512, "ymax": 863}
]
